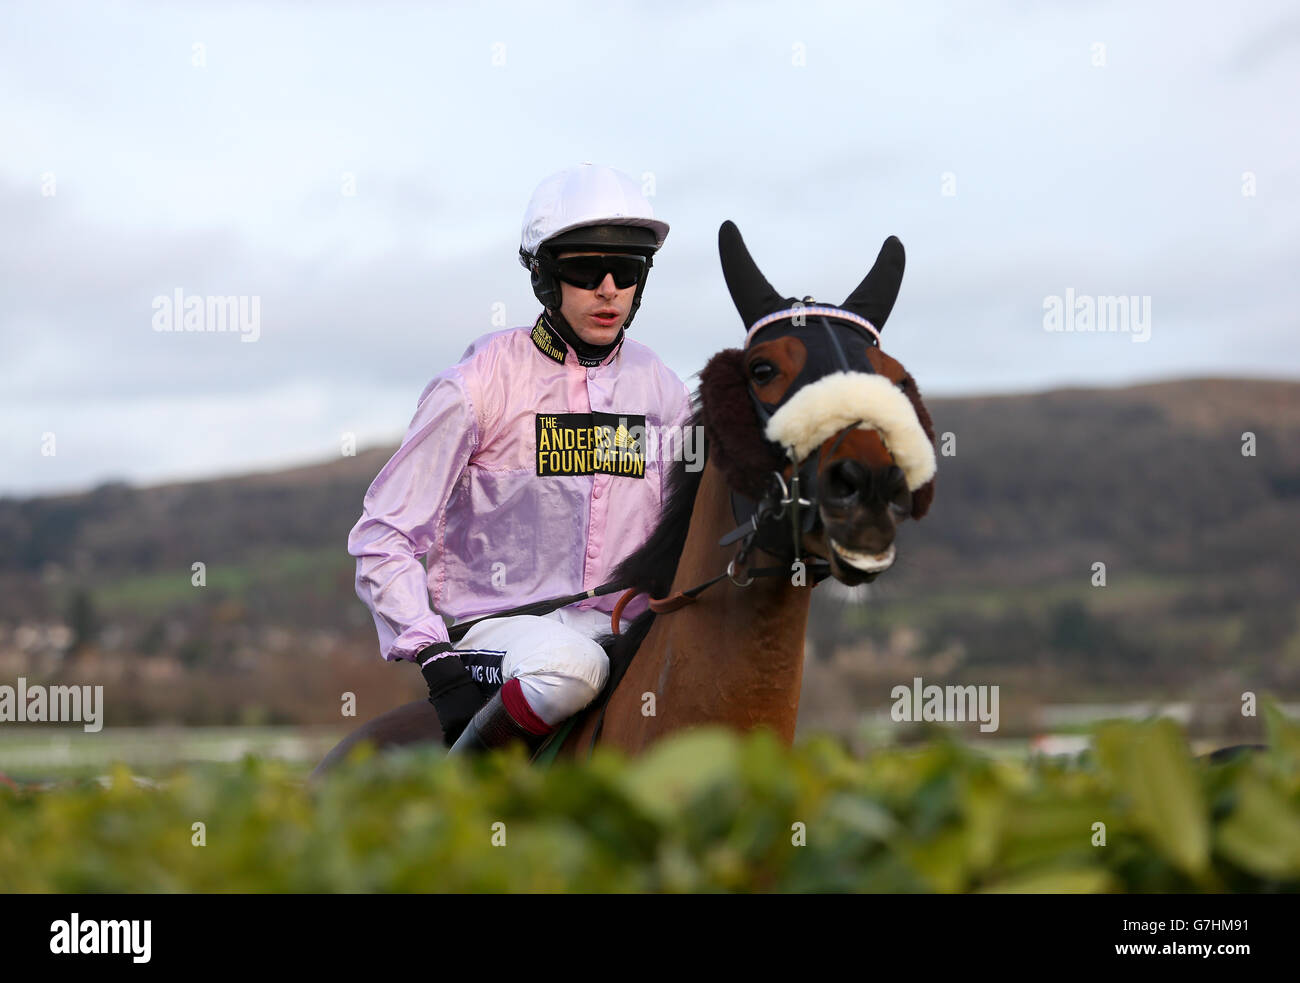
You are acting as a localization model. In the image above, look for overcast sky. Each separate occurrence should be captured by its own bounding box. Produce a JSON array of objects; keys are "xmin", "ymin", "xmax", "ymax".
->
[{"xmin": 2, "ymin": 0, "xmax": 1297, "ymax": 497}]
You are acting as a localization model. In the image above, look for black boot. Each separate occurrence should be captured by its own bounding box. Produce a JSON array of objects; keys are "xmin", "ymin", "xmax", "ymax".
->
[{"xmin": 446, "ymin": 690, "xmax": 550, "ymax": 756}]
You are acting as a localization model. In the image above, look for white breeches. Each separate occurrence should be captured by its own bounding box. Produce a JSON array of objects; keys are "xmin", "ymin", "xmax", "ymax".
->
[{"xmin": 451, "ymin": 606, "xmax": 612, "ymax": 726}]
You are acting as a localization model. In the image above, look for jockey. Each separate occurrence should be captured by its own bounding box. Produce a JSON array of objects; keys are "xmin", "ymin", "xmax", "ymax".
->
[{"xmin": 348, "ymin": 163, "xmax": 693, "ymax": 755}]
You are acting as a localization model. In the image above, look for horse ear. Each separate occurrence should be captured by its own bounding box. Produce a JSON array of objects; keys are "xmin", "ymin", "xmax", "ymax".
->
[
  {"xmin": 897, "ymin": 370, "xmax": 936, "ymax": 520},
  {"xmin": 841, "ymin": 236, "xmax": 905, "ymax": 331},
  {"xmin": 718, "ymin": 220, "xmax": 791, "ymax": 331}
]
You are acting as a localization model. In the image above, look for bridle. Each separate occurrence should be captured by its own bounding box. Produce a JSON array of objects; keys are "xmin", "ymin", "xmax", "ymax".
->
[
  {"xmin": 610, "ymin": 303, "xmax": 886, "ymax": 633},
  {"xmin": 553, "ymin": 304, "xmax": 899, "ymax": 761}
]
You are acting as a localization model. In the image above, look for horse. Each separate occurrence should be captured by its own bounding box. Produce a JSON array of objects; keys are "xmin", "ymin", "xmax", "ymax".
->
[{"xmin": 311, "ymin": 219, "xmax": 938, "ymax": 777}]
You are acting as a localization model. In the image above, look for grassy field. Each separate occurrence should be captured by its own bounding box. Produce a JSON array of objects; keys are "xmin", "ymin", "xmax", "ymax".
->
[
  {"xmin": 91, "ymin": 547, "xmax": 352, "ymax": 614},
  {"xmin": 0, "ymin": 725, "xmax": 346, "ymax": 780},
  {"xmin": 840, "ymin": 574, "xmax": 1216, "ymax": 629},
  {"xmin": 0, "ymin": 712, "xmax": 1281, "ymax": 784}
]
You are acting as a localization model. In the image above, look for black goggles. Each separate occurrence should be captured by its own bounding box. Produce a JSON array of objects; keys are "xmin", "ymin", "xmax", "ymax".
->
[{"xmin": 551, "ymin": 253, "xmax": 647, "ymax": 290}]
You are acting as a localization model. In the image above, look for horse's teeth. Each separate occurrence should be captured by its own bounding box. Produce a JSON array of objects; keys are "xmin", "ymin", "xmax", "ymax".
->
[{"xmin": 830, "ymin": 541, "xmax": 896, "ymax": 572}]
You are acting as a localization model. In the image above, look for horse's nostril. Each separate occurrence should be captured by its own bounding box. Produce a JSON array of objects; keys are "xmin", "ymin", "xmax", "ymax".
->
[
  {"xmin": 826, "ymin": 459, "xmax": 869, "ymax": 502},
  {"xmin": 881, "ymin": 465, "xmax": 910, "ymax": 514}
]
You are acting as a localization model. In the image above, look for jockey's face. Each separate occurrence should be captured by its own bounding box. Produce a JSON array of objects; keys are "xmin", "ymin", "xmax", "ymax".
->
[{"xmin": 554, "ymin": 250, "xmax": 638, "ymax": 347}]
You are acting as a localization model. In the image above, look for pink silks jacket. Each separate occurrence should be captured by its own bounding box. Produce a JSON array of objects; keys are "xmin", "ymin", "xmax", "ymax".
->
[{"xmin": 348, "ymin": 314, "xmax": 695, "ymax": 663}]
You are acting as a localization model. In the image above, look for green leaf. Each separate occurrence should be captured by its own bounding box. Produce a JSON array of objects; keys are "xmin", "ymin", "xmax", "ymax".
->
[
  {"xmin": 619, "ymin": 727, "xmax": 741, "ymax": 822},
  {"xmin": 5, "ymin": 727, "xmax": 1299, "ymax": 892},
  {"xmin": 1263, "ymin": 701, "xmax": 1300, "ymax": 762},
  {"xmin": 978, "ymin": 867, "xmax": 1116, "ymax": 893},
  {"xmin": 1095, "ymin": 719, "xmax": 1209, "ymax": 878},
  {"xmin": 1216, "ymin": 776, "xmax": 1300, "ymax": 879}
]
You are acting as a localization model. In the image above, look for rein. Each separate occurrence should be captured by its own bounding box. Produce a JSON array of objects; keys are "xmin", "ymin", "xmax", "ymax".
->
[
  {"xmin": 606, "ymin": 305, "xmax": 878, "ymax": 634},
  {"xmin": 607, "ymin": 447, "xmax": 848, "ymax": 635},
  {"xmin": 561, "ymin": 311, "xmax": 886, "ymax": 758},
  {"xmin": 465, "ymin": 311, "xmax": 876, "ymax": 642},
  {"xmin": 545, "ymin": 308, "xmax": 895, "ymax": 760},
  {"xmin": 571, "ymin": 452, "xmax": 839, "ymax": 764}
]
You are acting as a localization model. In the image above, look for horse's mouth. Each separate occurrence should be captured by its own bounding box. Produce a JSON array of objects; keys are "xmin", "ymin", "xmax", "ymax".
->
[{"xmin": 829, "ymin": 540, "xmax": 895, "ymax": 573}]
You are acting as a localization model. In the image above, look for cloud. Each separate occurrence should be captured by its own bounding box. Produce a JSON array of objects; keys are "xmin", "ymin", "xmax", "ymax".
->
[
  {"xmin": 1, "ymin": 0, "xmax": 1297, "ymax": 496},
  {"xmin": 1227, "ymin": 14, "xmax": 1300, "ymax": 73}
]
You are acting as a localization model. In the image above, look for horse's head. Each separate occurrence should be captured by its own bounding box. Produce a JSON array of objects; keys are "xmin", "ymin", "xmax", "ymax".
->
[{"xmin": 700, "ymin": 220, "xmax": 936, "ymax": 587}]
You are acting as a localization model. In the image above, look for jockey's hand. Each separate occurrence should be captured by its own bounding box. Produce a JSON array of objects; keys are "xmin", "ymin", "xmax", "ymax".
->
[{"xmin": 418, "ymin": 644, "xmax": 482, "ymax": 746}]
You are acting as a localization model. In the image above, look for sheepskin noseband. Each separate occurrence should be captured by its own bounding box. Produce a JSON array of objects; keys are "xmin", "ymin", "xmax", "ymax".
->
[
  {"xmin": 746, "ymin": 310, "xmax": 936, "ymax": 492},
  {"xmin": 764, "ymin": 371, "xmax": 936, "ymax": 491}
]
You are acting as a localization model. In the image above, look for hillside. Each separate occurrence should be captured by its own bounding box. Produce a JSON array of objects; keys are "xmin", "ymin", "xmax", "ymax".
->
[{"xmin": 1, "ymin": 377, "xmax": 1297, "ymax": 733}]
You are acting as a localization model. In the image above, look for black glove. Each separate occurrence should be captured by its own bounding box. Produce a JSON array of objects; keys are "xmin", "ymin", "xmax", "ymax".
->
[{"xmin": 418, "ymin": 644, "xmax": 482, "ymax": 746}]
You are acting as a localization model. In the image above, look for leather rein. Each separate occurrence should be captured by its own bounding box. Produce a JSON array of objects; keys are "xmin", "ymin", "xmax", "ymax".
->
[
  {"xmin": 608, "ymin": 421, "xmax": 862, "ymax": 635},
  {"xmin": 609, "ymin": 307, "xmax": 885, "ymax": 634},
  {"xmin": 551, "ymin": 310, "xmax": 890, "ymax": 760}
]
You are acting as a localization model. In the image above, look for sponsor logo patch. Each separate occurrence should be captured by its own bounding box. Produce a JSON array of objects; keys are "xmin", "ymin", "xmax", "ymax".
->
[
  {"xmin": 535, "ymin": 412, "xmax": 647, "ymax": 478},
  {"xmin": 530, "ymin": 314, "xmax": 567, "ymax": 364},
  {"xmin": 457, "ymin": 649, "xmax": 505, "ymax": 700}
]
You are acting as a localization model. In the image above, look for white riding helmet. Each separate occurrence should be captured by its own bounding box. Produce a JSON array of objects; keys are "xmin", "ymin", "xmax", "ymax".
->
[
  {"xmin": 519, "ymin": 162, "xmax": 669, "ymax": 259},
  {"xmin": 519, "ymin": 163, "xmax": 669, "ymax": 327}
]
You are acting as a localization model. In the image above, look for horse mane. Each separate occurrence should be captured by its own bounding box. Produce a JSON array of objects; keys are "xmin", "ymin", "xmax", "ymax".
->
[
  {"xmin": 576, "ymin": 348, "xmax": 794, "ymax": 741},
  {"xmin": 590, "ymin": 399, "xmax": 710, "ymax": 701},
  {"xmin": 587, "ymin": 349, "xmax": 786, "ymax": 697}
]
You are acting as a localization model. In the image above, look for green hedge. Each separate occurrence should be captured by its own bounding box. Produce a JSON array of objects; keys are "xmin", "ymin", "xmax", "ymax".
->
[{"xmin": 2, "ymin": 709, "xmax": 1299, "ymax": 892}]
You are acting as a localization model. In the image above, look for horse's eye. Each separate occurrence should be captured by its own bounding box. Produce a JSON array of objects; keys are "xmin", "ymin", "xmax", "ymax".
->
[{"xmin": 749, "ymin": 361, "xmax": 776, "ymax": 384}]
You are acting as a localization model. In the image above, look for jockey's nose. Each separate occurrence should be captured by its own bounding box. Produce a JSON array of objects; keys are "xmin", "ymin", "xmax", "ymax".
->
[{"xmin": 595, "ymin": 273, "xmax": 618, "ymax": 298}]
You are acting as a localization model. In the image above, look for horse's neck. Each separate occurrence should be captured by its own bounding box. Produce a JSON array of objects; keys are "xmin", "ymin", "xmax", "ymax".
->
[{"xmin": 598, "ymin": 458, "xmax": 813, "ymax": 753}]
